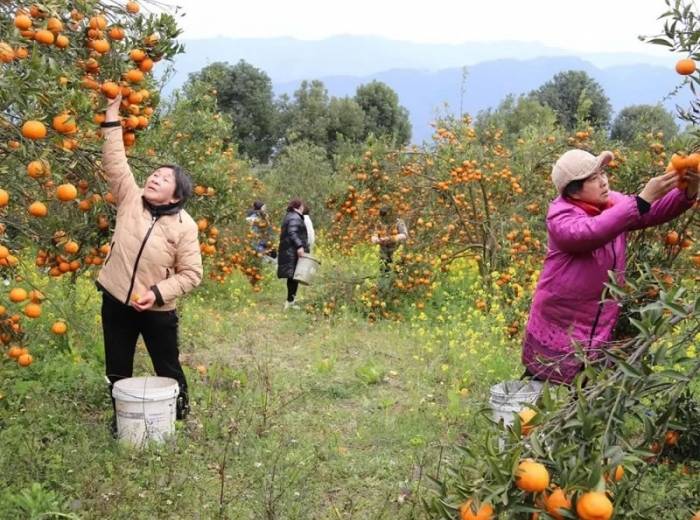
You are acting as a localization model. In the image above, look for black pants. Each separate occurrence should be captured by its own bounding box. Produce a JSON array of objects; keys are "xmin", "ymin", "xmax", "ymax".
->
[
  {"xmin": 101, "ymin": 293, "xmax": 188, "ymax": 418},
  {"xmin": 286, "ymin": 278, "xmax": 299, "ymax": 302}
]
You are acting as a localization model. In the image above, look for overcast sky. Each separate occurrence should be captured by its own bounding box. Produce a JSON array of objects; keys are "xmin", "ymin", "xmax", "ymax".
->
[{"xmin": 166, "ymin": 0, "xmax": 675, "ymax": 55}]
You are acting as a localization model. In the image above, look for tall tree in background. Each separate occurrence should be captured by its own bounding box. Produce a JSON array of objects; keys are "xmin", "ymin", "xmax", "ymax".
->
[
  {"xmin": 279, "ymin": 80, "xmax": 332, "ymax": 148},
  {"xmin": 354, "ymin": 81, "xmax": 412, "ymax": 146},
  {"xmin": 189, "ymin": 60, "xmax": 277, "ymax": 163},
  {"xmin": 531, "ymin": 70, "xmax": 612, "ymax": 131},
  {"xmin": 610, "ymin": 104, "xmax": 679, "ymax": 144}
]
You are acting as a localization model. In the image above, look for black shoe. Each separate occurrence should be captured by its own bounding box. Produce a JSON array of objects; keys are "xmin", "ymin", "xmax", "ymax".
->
[{"xmin": 176, "ymin": 395, "xmax": 189, "ymax": 420}]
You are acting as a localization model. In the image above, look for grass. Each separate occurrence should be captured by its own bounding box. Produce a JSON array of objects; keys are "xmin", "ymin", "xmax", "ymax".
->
[{"xmin": 0, "ymin": 268, "xmax": 524, "ymax": 519}]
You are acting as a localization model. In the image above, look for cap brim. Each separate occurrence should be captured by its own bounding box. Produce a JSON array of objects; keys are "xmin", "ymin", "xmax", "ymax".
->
[{"xmin": 570, "ymin": 150, "xmax": 614, "ymax": 183}]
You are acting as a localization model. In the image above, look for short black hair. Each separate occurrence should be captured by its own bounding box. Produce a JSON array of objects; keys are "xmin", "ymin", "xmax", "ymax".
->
[
  {"xmin": 159, "ymin": 164, "xmax": 192, "ymax": 203},
  {"xmin": 253, "ymin": 200, "xmax": 265, "ymax": 211},
  {"xmin": 287, "ymin": 198, "xmax": 303, "ymax": 212},
  {"xmin": 563, "ymin": 179, "xmax": 585, "ymax": 198}
]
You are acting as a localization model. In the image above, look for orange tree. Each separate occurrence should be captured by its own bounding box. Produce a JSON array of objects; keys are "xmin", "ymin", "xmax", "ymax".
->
[{"xmin": 0, "ymin": 1, "xmax": 256, "ymax": 366}]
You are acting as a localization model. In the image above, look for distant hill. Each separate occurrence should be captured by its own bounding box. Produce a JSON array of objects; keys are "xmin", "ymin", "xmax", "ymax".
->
[{"xmin": 162, "ymin": 36, "xmax": 688, "ymax": 143}]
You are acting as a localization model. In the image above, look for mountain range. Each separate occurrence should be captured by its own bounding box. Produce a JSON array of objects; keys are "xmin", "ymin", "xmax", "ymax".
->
[{"xmin": 163, "ymin": 36, "xmax": 690, "ymax": 143}]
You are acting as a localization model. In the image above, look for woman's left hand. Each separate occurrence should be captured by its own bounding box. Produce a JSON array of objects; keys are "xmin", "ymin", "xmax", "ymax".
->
[
  {"xmin": 685, "ymin": 170, "xmax": 699, "ymax": 199},
  {"xmin": 131, "ymin": 290, "xmax": 156, "ymax": 311}
]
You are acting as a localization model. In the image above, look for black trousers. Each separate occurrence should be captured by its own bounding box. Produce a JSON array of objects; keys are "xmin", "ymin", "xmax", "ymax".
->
[
  {"xmin": 286, "ymin": 278, "xmax": 299, "ymax": 302},
  {"xmin": 101, "ymin": 293, "xmax": 188, "ymax": 414}
]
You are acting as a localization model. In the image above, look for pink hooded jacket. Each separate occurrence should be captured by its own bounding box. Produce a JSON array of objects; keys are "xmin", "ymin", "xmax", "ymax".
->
[{"xmin": 522, "ymin": 188, "xmax": 694, "ymax": 383}]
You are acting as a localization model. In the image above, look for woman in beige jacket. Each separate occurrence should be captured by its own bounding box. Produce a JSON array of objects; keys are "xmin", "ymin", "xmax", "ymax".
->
[{"xmin": 98, "ymin": 94, "xmax": 202, "ymax": 426}]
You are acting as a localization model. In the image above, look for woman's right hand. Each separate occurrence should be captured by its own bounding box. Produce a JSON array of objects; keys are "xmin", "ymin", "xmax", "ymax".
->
[
  {"xmin": 105, "ymin": 93, "xmax": 122, "ymax": 122},
  {"xmin": 638, "ymin": 171, "xmax": 678, "ymax": 203}
]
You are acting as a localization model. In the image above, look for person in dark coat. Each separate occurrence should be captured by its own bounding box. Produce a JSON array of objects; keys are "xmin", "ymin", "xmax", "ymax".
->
[{"xmin": 277, "ymin": 199, "xmax": 308, "ymax": 310}]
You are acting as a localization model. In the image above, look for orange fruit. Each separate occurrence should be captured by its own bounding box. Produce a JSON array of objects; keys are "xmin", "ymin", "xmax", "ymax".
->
[
  {"xmin": 64, "ymin": 240, "xmax": 79, "ymax": 254},
  {"xmin": 130, "ymin": 48, "xmax": 146, "ymax": 62},
  {"xmin": 108, "ymin": 26, "xmax": 125, "ymax": 40},
  {"xmin": 14, "ymin": 14, "xmax": 32, "ymax": 30},
  {"xmin": 89, "ymin": 15, "xmax": 107, "ymax": 30},
  {"xmin": 576, "ymin": 491, "xmax": 613, "ymax": 520},
  {"xmin": 664, "ymin": 430, "xmax": 680, "ymax": 446},
  {"xmin": 47, "ymin": 17, "xmax": 63, "ymax": 34},
  {"xmin": 24, "ymin": 302, "xmax": 41, "ymax": 318},
  {"xmin": 126, "ymin": 1, "xmax": 140, "ymax": 13},
  {"xmin": 52, "ymin": 113, "xmax": 77, "ymax": 134},
  {"xmin": 128, "ymin": 91, "xmax": 143, "ymax": 104},
  {"xmin": 101, "ymin": 81, "xmax": 120, "ymax": 99},
  {"xmin": 28, "ymin": 290, "xmax": 44, "ymax": 303},
  {"xmin": 543, "ymin": 488, "xmax": 571, "ymax": 520},
  {"xmin": 51, "ymin": 321, "xmax": 67, "ymax": 335},
  {"xmin": 34, "ymin": 29, "xmax": 55, "ymax": 45},
  {"xmin": 92, "ymin": 39, "xmax": 110, "ymax": 53},
  {"xmin": 56, "ymin": 183, "xmax": 78, "ymax": 201},
  {"xmin": 665, "ymin": 231, "xmax": 680, "ymax": 246},
  {"xmin": 676, "ymin": 58, "xmax": 696, "ymax": 75},
  {"xmin": 17, "ymin": 353, "xmax": 33, "ymax": 367},
  {"xmin": 54, "ymin": 34, "xmax": 69, "ymax": 49},
  {"xmin": 9, "ymin": 287, "xmax": 28, "ymax": 302},
  {"xmin": 0, "ymin": 43, "xmax": 14, "ymax": 63},
  {"xmin": 125, "ymin": 68, "xmax": 144, "ymax": 83},
  {"xmin": 22, "ymin": 120, "xmax": 47, "ymax": 139},
  {"xmin": 8, "ymin": 345, "xmax": 23, "ymax": 359},
  {"xmin": 0, "ymin": 245, "xmax": 8, "ymax": 259},
  {"xmin": 459, "ymin": 499, "xmax": 494, "ymax": 520},
  {"xmin": 518, "ymin": 407, "xmax": 537, "ymax": 436},
  {"xmin": 138, "ymin": 57, "xmax": 154, "ymax": 72},
  {"xmin": 515, "ymin": 459, "xmax": 550, "ymax": 492},
  {"xmin": 26, "ymin": 160, "xmax": 47, "ymax": 178},
  {"xmin": 613, "ymin": 465, "xmax": 624, "ymax": 482},
  {"xmin": 692, "ymin": 511, "xmax": 700, "ymax": 520},
  {"xmin": 123, "ymin": 131, "xmax": 136, "ymax": 147},
  {"xmin": 0, "ymin": 189, "xmax": 8, "ymax": 206},
  {"xmin": 28, "ymin": 201, "xmax": 48, "ymax": 217}
]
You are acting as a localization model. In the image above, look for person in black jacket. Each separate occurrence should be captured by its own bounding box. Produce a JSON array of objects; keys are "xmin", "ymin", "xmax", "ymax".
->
[{"xmin": 277, "ymin": 199, "xmax": 309, "ymax": 310}]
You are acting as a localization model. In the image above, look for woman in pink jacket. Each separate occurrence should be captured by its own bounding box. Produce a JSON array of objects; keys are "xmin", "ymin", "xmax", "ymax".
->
[{"xmin": 522, "ymin": 149, "xmax": 698, "ymax": 384}]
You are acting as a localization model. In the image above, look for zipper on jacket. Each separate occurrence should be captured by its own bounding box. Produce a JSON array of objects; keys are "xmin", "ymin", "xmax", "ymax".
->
[
  {"xmin": 124, "ymin": 215, "xmax": 159, "ymax": 304},
  {"xmin": 589, "ymin": 243, "xmax": 618, "ymax": 348}
]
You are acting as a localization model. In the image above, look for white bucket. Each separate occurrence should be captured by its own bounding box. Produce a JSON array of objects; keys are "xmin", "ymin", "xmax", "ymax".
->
[
  {"xmin": 489, "ymin": 380, "xmax": 543, "ymax": 428},
  {"xmin": 112, "ymin": 376, "xmax": 179, "ymax": 447},
  {"xmin": 293, "ymin": 255, "xmax": 320, "ymax": 285}
]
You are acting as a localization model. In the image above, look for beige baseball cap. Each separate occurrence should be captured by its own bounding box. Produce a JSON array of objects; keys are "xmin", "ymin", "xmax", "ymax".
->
[{"xmin": 551, "ymin": 149, "xmax": 614, "ymax": 194}]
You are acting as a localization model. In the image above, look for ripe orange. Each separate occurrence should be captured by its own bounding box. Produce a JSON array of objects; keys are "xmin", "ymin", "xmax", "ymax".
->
[
  {"xmin": 676, "ymin": 58, "xmax": 697, "ymax": 75},
  {"xmin": 14, "ymin": 14, "xmax": 32, "ymax": 30},
  {"xmin": 515, "ymin": 459, "xmax": 550, "ymax": 492},
  {"xmin": 0, "ymin": 43, "xmax": 14, "ymax": 63},
  {"xmin": 56, "ymin": 183, "xmax": 78, "ymax": 201},
  {"xmin": 22, "ymin": 120, "xmax": 47, "ymax": 139},
  {"xmin": 92, "ymin": 39, "xmax": 110, "ymax": 53},
  {"xmin": 52, "ymin": 113, "xmax": 77, "ymax": 134},
  {"xmin": 0, "ymin": 189, "xmax": 8, "ymax": 206},
  {"xmin": 28, "ymin": 289, "xmax": 44, "ymax": 303},
  {"xmin": 128, "ymin": 91, "xmax": 143, "ymax": 104},
  {"xmin": 28, "ymin": 201, "xmax": 48, "ymax": 217},
  {"xmin": 8, "ymin": 346, "xmax": 23, "ymax": 359},
  {"xmin": 692, "ymin": 511, "xmax": 700, "ymax": 520},
  {"xmin": 64, "ymin": 240, "xmax": 79, "ymax": 254},
  {"xmin": 24, "ymin": 302, "xmax": 42, "ymax": 318},
  {"xmin": 543, "ymin": 488, "xmax": 571, "ymax": 520},
  {"xmin": 138, "ymin": 57, "xmax": 154, "ymax": 72},
  {"xmin": 108, "ymin": 26, "xmax": 125, "ymax": 40},
  {"xmin": 101, "ymin": 81, "xmax": 120, "ymax": 99},
  {"xmin": 27, "ymin": 160, "xmax": 46, "ymax": 178},
  {"xmin": 130, "ymin": 48, "xmax": 146, "ymax": 62},
  {"xmin": 9, "ymin": 287, "xmax": 28, "ymax": 302},
  {"xmin": 126, "ymin": 1, "xmax": 140, "ymax": 13},
  {"xmin": 518, "ymin": 407, "xmax": 537, "ymax": 436},
  {"xmin": 34, "ymin": 29, "xmax": 55, "ymax": 45},
  {"xmin": 664, "ymin": 430, "xmax": 680, "ymax": 446},
  {"xmin": 55, "ymin": 34, "xmax": 69, "ymax": 49},
  {"xmin": 46, "ymin": 17, "xmax": 63, "ymax": 34},
  {"xmin": 613, "ymin": 465, "xmax": 624, "ymax": 482},
  {"xmin": 89, "ymin": 15, "xmax": 107, "ymax": 30},
  {"xmin": 125, "ymin": 68, "xmax": 145, "ymax": 83},
  {"xmin": 459, "ymin": 499, "xmax": 494, "ymax": 520},
  {"xmin": 51, "ymin": 321, "xmax": 67, "ymax": 335},
  {"xmin": 123, "ymin": 131, "xmax": 136, "ymax": 147},
  {"xmin": 576, "ymin": 491, "xmax": 613, "ymax": 520},
  {"xmin": 665, "ymin": 231, "xmax": 680, "ymax": 246},
  {"xmin": 0, "ymin": 245, "xmax": 8, "ymax": 259},
  {"xmin": 17, "ymin": 353, "xmax": 33, "ymax": 367}
]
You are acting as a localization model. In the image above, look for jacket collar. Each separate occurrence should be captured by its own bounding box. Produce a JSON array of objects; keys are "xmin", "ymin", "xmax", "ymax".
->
[
  {"xmin": 564, "ymin": 197, "xmax": 614, "ymax": 216},
  {"xmin": 142, "ymin": 196, "xmax": 182, "ymax": 217}
]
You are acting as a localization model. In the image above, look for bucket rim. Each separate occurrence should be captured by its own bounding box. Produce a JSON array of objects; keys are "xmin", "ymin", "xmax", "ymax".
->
[{"xmin": 112, "ymin": 376, "xmax": 179, "ymax": 402}]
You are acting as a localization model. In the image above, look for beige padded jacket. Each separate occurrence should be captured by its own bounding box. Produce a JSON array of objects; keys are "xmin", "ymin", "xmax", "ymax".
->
[{"xmin": 96, "ymin": 126, "xmax": 203, "ymax": 311}]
